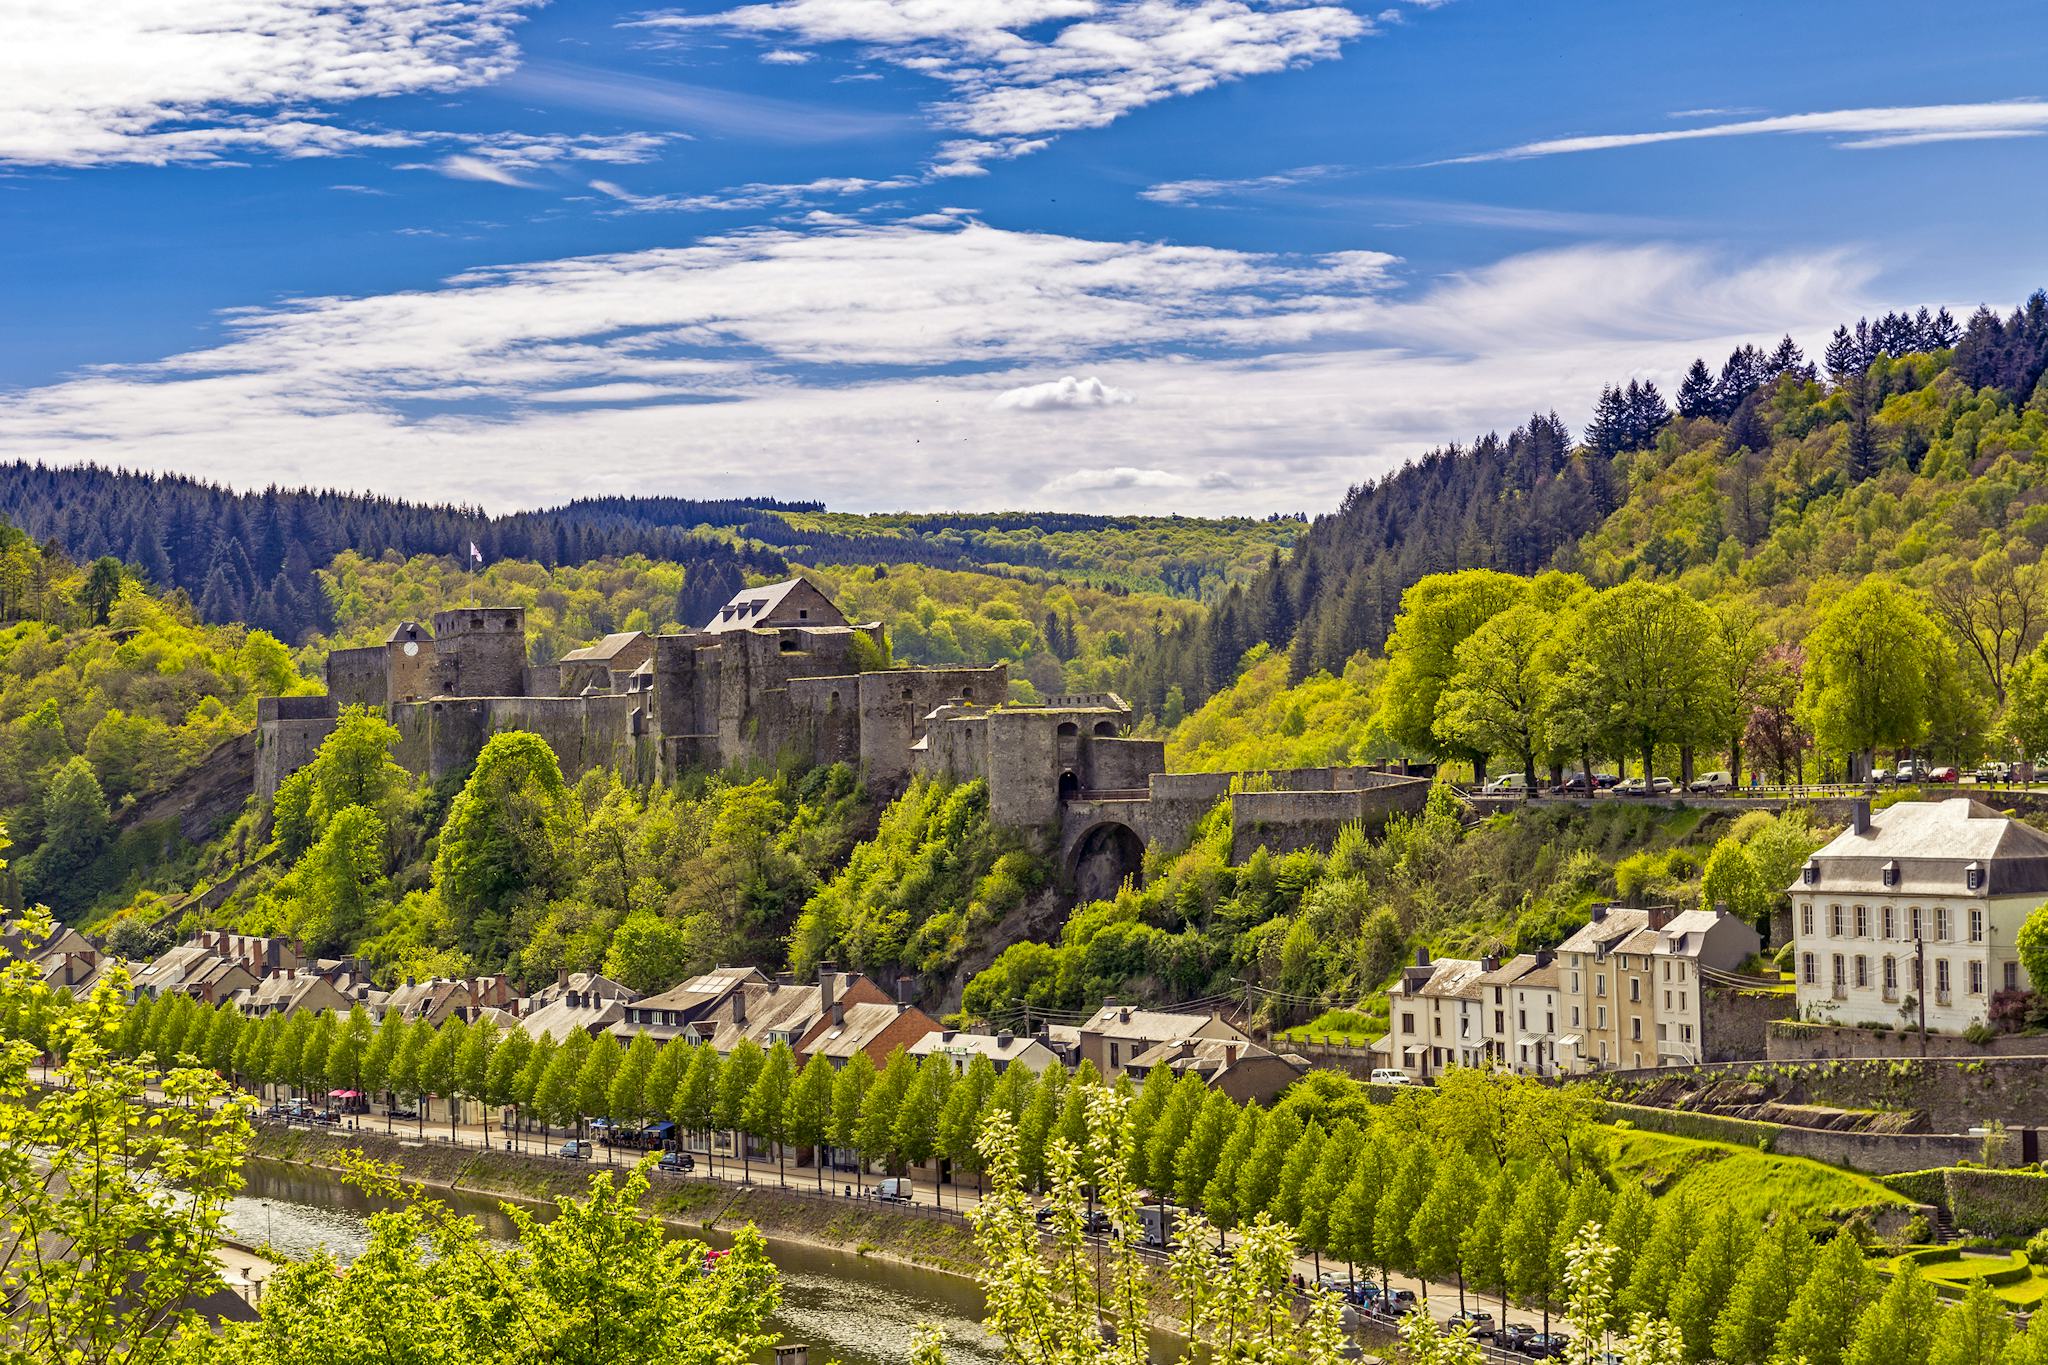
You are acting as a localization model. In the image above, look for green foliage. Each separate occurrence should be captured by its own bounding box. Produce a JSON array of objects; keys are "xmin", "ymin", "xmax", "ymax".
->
[
  {"xmin": 791, "ymin": 777, "xmax": 1048, "ymax": 979},
  {"xmin": 1164, "ymin": 650, "xmax": 1388, "ymax": 772}
]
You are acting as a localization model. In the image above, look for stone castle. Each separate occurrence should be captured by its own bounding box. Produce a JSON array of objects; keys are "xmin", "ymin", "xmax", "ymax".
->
[{"xmin": 257, "ymin": 577, "xmax": 1432, "ymax": 894}]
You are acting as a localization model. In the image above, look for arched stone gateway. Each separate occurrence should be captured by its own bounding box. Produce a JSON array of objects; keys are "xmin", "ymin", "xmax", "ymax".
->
[{"xmin": 1070, "ymin": 820, "xmax": 1145, "ymax": 905}]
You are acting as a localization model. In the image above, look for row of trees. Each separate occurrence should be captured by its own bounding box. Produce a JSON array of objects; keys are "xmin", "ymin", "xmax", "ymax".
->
[{"xmin": 1379, "ymin": 566, "xmax": 1999, "ymax": 786}]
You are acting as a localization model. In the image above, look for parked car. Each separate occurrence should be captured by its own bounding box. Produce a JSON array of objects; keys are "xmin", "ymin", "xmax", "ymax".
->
[
  {"xmin": 1617, "ymin": 777, "xmax": 1673, "ymax": 796},
  {"xmin": 1496, "ymin": 1324, "xmax": 1536, "ymax": 1352},
  {"xmin": 389, "ymin": 1106, "xmax": 419, "ymax": 1120},
  {"xmin": 1447, "ymin": 1308, "xmax": 1496, "ymax": 1338},
  {"xmin": 1379, "ymin": 1289, "xmax": 1418, "ymax": 1317},
  {"xmin": 1870, "ymin": 766, "xmax": 1894, "ymax": 784},
  {"xmin": 1521, "ymin": 1332, "xmax": 1572, "ymax": 1358},
  {"xmin": 1485, "ymin": 773, "xmax": 1529, "ymax": 793},
  {"xmin": 1895, "ymin": 759, "xmax": 1923, "ymax": 782},
  {"xmin": 1928, "ymin": 766, "xmax": 1961, "ymax": 783},
  {"xmin": 558, "ymin": 1139, "xmax": 590, "ymax": 1160},
  {"xmin": 1688, "ymin": 770, "xmax": 1734, "ymax": 793},
  {"xmin": 656, "ymin": 1151, "xmax": 695, "ymax": 1174},
  {"xmin": 1369, "ymin": 1068, "xmax": 1413, "ymax": 1086},
  {"xmin": 1977, "ymin": 762, "xmax": 2013, "ymax": 782},
  {"xmin": 870, "ymin": 1177, "xmax": 913, "ymax": 1204},
  {"xmin": 1593, "ymin": 772, "xmax": 1622, "ymax": 788},
  {"xmin": 1555, "ymin": 772, "xmax": 1595, "ymax": 794}
]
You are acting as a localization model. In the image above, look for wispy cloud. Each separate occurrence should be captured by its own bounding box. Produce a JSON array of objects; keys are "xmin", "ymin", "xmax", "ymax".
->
[
  {"xmin": 0, "ymin": 0, "xmax": 541, "ymax": 167},
  {"xmin": 1441, "ymin": 98, "xmax": 2048, "ymax": 163},
  {"xmin": 0, "ymin": 223, "xmax": 1876, "ymax": 515},
  {"xmin": 400, "ymin": 132, "xmax": 674, "ymax": 188},
  {"xmin": 761, "ymin": 48, "xmax": 813, "ymax": 64},
  {"xmin": 1141, "ymin": 165, "xmax": 1343, "ymax": 206},
  {"xmin": 589, "ymin": 174, "xmax": 917, "ymax": 213},
  {"xmin": 635, "ymin": 0, "xmax": 1434, "ymax": 173},
  {"xmin": 501, "ymin": 60, "xmax": 906, "ymax": 143}
]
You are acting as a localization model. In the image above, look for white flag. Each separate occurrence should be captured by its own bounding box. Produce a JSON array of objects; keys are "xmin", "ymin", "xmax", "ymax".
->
[{"xmin": 469, "ymin": 541, "xmax": 483, "ymax": 564}]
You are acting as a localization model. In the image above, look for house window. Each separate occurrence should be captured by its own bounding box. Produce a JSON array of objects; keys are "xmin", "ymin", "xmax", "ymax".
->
[
  {"xmin": 1832, "ymin": 954, "xmax": 1846, "ymax": 988},
  {"xmin": 1571, "ymin": 1006, "xmax": 1581, "ymax": 1027},
  {"xmin": 1969, "ymin": 960, "xmax": 1984, "ymax": 995},
  {"xmin": 1596, "ymin": 976, "xmax": 1608, "ymax": 997},
  {"xmin": 1802, "ymin": 953, "xmax": 1817, "ymax": 985},
  {"xmin": 1854, "ymin": 956, "xmax": 1869, "ymax": 988},
  {"xmin": 1109, "ymin": 1043, "xmax": 1119, "ymax": 1067},
  {"xmin": 1518, "ymin": 1009, "xmax": 1527, "ymax": 1031},
  {"xmin": 1631, "ymin": 1018, "xmax": 1642, "ymax": 1041},
  {"xmin": 1803, "ymin": 861, "xmax": 1820, "ymax": 886},
  {"xmin": 1801, "ymin": 904, "xmax": 1815, "ymax": 936},
  {"xmin": 2007, "ymin": 962, "xmax": 2021, "ymax": 991},
  {"xmin": 1967, "ymin": 863, "xmax": 1985, "ymax": 891},
  {"xmin": 1911, "ymin": 906, "xmax": 1924, "ymax": 940},
  {"xmin": 1597, "ymin": 1006, "xmax": 1608, "ymax": 1029},
  {"xmin": 1830, "ymin": 905, "xmax": 1844, "ymax": 936},
  {"xmin": 1883, "ymin": 905, "xmax": 1896, "ymax": 940},
  {"xmin": 1571, "ymin": 972, "xmax": 1582, "ymax": 993},
  {"xmin": 1938, "ymin": 907, "xmax": 1953, "ymax": 942},
  {"xmin": 1855, "ymin": 905, "xmax": 1869, "ymax": 938},
  {"xmin": 1883, "ymin": 861, "xmax": 1900, "ymax": 888},
  {"xmin": 1970, "ymin": 909, "xmax": 1984, "ymax": 944},
  {"xmin": 1401, "ymin": 1012, "xmax": 1414, "ymax": 1033},
  {"xmin": 1433, "ymin": 1018, "xmax": 1442, "ymax": 1037},
  {"xmin": 1679, "ymin": 991, "xmax": 1687, "ymax": 1011},
  {"xmin": 1630, "ymin": 978, "xmax": 1641, "ymax": 1003},
  {"xmin": 1937, "ymin": 959, "xmax": 1951, "ymax": 997},
  {"xmin": 1885, "ymin": 957, "xmax": 1898, "ymax": 992}
]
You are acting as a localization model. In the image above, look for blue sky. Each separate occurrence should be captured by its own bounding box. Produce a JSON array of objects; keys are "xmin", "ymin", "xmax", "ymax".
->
[{"xmin": 1, "ymin": 0, "xmax": 2044, "ymax": 515}]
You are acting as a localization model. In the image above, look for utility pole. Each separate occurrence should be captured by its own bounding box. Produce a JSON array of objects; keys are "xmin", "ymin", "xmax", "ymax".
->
[{"xmin": 1915, "ymin": 927, "xmax": 1929, "ymax": 1059}]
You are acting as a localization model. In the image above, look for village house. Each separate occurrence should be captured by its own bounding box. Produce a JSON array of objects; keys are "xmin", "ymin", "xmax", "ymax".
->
[
  {"xmin": 1473, "ymin": 953, "xmax": 1560, "ymax": 1076},
  {"xmin": 1792, "ymin": 797, "xmax": 2048, "ymax": 1033},
  {"xmin": 519, "ymin": 972, "xmax": 637, "ymax": 1040},
  {"xmin": 907, "ymin": 1027, "xmax": 1062, "ymax": 1076},
  {"xmin": 1379, "ymin": 952, "xmax": 1487, "ymax": 1080},
  {"xmin": 234, "ymin": 969, "xmax": 351, "ymax": 1019},
  {"xmin": 1074, "ymin": 1000, "xmax": 1248, "ymax": 1075},
  {"xmin": 1555, "ymin": 903, "xmax": 1761, "ymax": 1072},
  {"xmin": 1121, "ymin": 1035, "xmax": 1308, "ymax": 1105},
  {"xmin": 386, "ymin": 974, "xmax": 517, "ymax": 1028},
  {"xmin": 610, "ymin": 966, "xmax": 769, "ymax": 1044},
  {"xmin": 129, "ymin": 942, "xmax": 260, "ymax": 1005}
]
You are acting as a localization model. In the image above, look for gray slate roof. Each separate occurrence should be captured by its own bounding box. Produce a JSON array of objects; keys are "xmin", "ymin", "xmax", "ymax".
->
[{"xmin": 1802, "ymin": 798, "xmax": 2048, "ymax": 897}]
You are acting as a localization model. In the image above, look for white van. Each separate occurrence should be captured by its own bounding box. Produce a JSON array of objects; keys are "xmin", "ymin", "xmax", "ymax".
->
[{"xmin": 1369, "ymin": 1068, "xmax": 1412, "ymax": 1086}]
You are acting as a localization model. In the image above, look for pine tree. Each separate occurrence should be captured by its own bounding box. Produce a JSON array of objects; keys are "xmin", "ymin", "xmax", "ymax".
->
[
  {"xmin": 856, "ymin": 1047, "xmax": 916, "ymax": 1177},
  {"xmin": 1202, "ymin": 1105, "xmax": 1262, "ymax": 1234},
  {"xmin": 1410, "ymin": 1148, "xmax": 1480, "ymax": 1311},
  {"xmin": 719, "ymin": 1039, "xmax": 766, "ymax": 1179},
  {"xmin": 1503, "ymin": 1161, "xmax": 1566, "ymax": 1330},
  {"xmin": 1328, "ymin": 1149, "xmax": 1381, "ymax": 1288},
  {"xmin": 1929, "ymin": 1277, "xmax": 2012, "ymax": 1365},
  {"xmin": 1294, "ymin": 1126, "xmax": 1354, "ymax": 1278},
  {"xmin": 1271, "ymin": 1119, "xmax": 1325, "ymax": 1227},
  {"xmin": 1460, "ymin": 1172, "xmax": 1511, "ymax": 1323},
  {"xmin": 1677, "ymin": 358, "xmax": 1717, "ymax": 418},
  {"xmin": 1125, "ymin": 1064, "xmax": 1175, "ymax": 1187},
  {"xmin": 1666, "ymin": 1205, "xmax": 1752, "ymax": 1361},
  {"xmin": 1174, "ymin": 1090, "xmax": 1238, "ymax": 1210},
  {"xmin": 1371, "ymin": 1139, "xmax": 1432, "ymax": 1293},
  {"xmin": 1842, "ymin": 1256, "xmax": 1934, "ymax": 1365},
  {"xmin": 936, "ymin": 1053, "xmax": 996, "ymax": 1204},
  {"xmin": 826, "ymin": 1051, "xmax": 873, "ymax": 1190},
  {"xmin": 785, "ymin": 1052, "xmax": 837, "ymax": 1191},
  {"xmin": 608, "ymin": 1031, "xmax": 659, "ymax": 1134},
  {"xmin": 572, "ymin": 1030, "xmax": 620, "ymax": 1150},
  {"xmin": 892, "ymin": 1052, "xmax": 953, "ymax": 1202},
  {"xmin": 1776, "ymin": 1229, "xmax": 1876, "ymax": 1365},
  {"xmin": 1712, "ymin": 1213, "xmax": 1814, "ymax": 1364},
  {"xmin": 1234, "ymin": 1106, "xmax": 1298, "ymax": 1223},
  {"xmin": 744, "ymin": 1041, "xmax": 797, "ymax": 1187}
]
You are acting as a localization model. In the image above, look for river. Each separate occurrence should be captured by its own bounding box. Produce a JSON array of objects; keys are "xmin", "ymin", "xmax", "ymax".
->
[{"xmin": 224, "ymin": 1158, "xmax": 1015, "ymax": 1365}]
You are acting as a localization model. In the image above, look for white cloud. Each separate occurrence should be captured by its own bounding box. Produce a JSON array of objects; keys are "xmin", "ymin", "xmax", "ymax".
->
[
  {"xmin": 425, "ymin": 154, "xmax": 540, "ymax": 188},
  {"xmin": 1141, "ymin": 165, "xmax": 1340, "ymax": 205},
  {"xmin": 0, "ymin": 222, "xmax": 1877, "ymax": 515},
  {"xmin": 0, "ymin": 0, "xmax": 541, "ymax": 167},
  {"xmin": 994, "ymin": 375, "xmax": 1135, "ymax": 410},
  {"xmin": 1443, "ymin": 99, "xmax": 2048, "ymax": 163},
  {"xmin": 761, "ymin": 48, "xmax": 813, "ymax": 63},
  {"xmin": 638, "ymin": 0, "xmax": 1386, "ymax": 170},
  {"xmin": 590, "ymin": 174, "xmax": 917, "ymax": 213}
]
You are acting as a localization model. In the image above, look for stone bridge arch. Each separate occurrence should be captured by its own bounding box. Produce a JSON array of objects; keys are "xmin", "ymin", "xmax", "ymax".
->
[{"xmin": 1059, "ymin": 797, "xmax": 1151, "ymax": 905}]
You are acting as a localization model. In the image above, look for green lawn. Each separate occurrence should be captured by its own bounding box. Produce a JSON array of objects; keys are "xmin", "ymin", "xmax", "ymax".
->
[
  {"xmin": 1601, "ymin": 1128, "xmax": 1911, "ymax": 1220},
  {"xmin": 1891, "ymin": 1248, "xmax": 2048, "ymax": 1307},
  {"xmin": 1280, "ymin": 1008, "xmax": 1386, "ymax": 1048}
]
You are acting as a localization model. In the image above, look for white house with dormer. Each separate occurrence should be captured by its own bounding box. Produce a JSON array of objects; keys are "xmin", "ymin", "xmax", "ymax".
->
[{"xmin": 1792, "ymin": 798, "xmax": 2048, "ymax": 1033}]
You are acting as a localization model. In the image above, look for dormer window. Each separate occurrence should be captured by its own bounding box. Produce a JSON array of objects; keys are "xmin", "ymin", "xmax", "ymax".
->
[
  {"xmin": 1882, "ymin": 860, "xmax": 1900, "ymax": 888},
  {"xmin": 1966, "ymin": 862, "xmax": 1985, "ymax": 892},
  {"xmin": 1802, "ymin": 860, "xmax": 1820, "ymax": 887}
]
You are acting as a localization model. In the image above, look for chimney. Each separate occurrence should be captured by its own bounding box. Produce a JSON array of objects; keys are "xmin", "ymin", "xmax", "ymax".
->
[
  {"xmin": 1415, "ymin": 947, "xmax": 1431, "ymax": 967},
  {"xmin": 733, "ymin": 990, "xmax": 747, "ymax": 1024},
  {"xmin": 1648, "ymin": 906, "xmax": 1673, "ymax": 931},
  {"xmin": 996, "ymin": 1030, "xmax": 1013, "ymax": 1047},
  {"xmin": 895, "ymin": 975, "xmax": 916, "ymax": 1005},
  {"xmin": 1103, "ymin": 995, "xmax": 1119, "ymax": 1010},
  {"xmin": 831, "ymin": 1001, "xmax": 845, "ymax": 1026},
  {"xmin": 1224, "ymin": 1043, "xmax": 1238, "ymax": 1066},
  {"xmin": 941, "ymin": 1029, "xmax": 956, "ymax": 1043},
  {"xmin": 818, "ymin": 961, "xmax": 837, "ymax": 1015},
  {"xmin": 1851, "ymin": 798, "xmax": 1872, "ymax": 835},
  {"xmin": 406, "ymin": 975, "xmax": 416, "ymax": 988},
  {"xmin": 1119, "ymin": 1007, "xmax": 1131, "ymax": 1024},
  {"xmin": 1482, "ymin": 955, "xmax": 1500, "ymax": 973},
  {"xmin": 1591, "ymin": 905, "xmax": 1607, "ymax": 923},
  {"xmin": 1535, "ymin": 950, "xmax": 1554, "ymax": 968}
]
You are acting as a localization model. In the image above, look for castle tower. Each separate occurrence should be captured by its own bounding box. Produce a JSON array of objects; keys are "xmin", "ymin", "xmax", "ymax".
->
[{"xmin": 427, "ymin": 607, "xmax": 528, "ymax": 697}]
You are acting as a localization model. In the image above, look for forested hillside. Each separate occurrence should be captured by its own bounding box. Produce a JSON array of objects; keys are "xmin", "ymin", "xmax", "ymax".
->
[{"xmin": 1124, "ymin": 293, "xmax": 2048, "ymax": 721}]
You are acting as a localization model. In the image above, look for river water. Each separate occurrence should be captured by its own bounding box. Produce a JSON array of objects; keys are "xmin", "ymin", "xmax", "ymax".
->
[{"xmin": 224, "ymin": 1158, "xmax": 1014, "ymax": 1365}]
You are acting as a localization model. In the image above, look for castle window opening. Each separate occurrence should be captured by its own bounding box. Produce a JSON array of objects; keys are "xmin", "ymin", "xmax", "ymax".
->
[
  {"xmin": 1058, "ymin": 771, "xmax": 1079, "ymax": 802},
  {"xmin": 1058, "ymin": 722, "xmax": 1080, "ymax": 738},
  {"xmin": 1093, "ymin": 720, "xmax": 1117, "ymax": 737}
]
